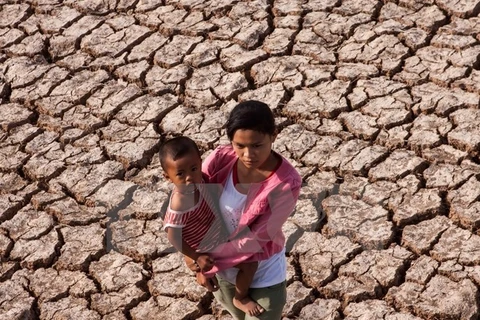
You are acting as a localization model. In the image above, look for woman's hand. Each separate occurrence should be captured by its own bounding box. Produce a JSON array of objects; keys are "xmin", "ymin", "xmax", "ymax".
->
[
  {"xmin": 196, "ymin": 254, "xmax": 215, "ymax": 272},
  {"xmin": 184, "ymin": 254, "xmax": 215, "ymax": 272},
  {"xmin": 196, "ymin": 272, "xmax": 219, "ymax": 292}
]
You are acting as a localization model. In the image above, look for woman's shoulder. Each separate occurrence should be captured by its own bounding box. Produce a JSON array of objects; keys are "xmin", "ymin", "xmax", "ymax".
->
[
  {"xmin": 202, "ymin": 144, "xmax": 237, "ymax": 180},
  {"xmin": 275, "ymin": 154, "xmax": 302, "ymax": 183},
  {"xmin": 212, "ymin": 144, "xmax": 235, "ymax": 156},
  {"xmin": 204, "ymin": 144, "xmax": 236, "ymax": 166},
  {"xmin": 258, "ymin": 155, "xmax": 301, "ymax": 194}
]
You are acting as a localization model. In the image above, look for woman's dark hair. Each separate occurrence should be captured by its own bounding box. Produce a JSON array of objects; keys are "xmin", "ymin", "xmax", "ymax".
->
[
  {"xmin": 226, "ymin": 100, "xmax": 276, "ymax": 140},
  {"xmin": 159, "ymin": 136, "xmax": 200, "ymax": 170}
]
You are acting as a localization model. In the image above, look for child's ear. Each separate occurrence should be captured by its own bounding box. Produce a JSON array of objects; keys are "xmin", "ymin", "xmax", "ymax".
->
[{"xmin": 163, "ymin": 172, "xmax": 172, "ymax": 182}]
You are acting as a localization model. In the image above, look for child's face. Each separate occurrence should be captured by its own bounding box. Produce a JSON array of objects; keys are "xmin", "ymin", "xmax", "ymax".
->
[
  {"xmin": 231, "ymin": 129, "xmax": 276, "ymax": 170},
  {"xmin": 163, "ymin": 151, "xmax": 203, "ymax": 192}
]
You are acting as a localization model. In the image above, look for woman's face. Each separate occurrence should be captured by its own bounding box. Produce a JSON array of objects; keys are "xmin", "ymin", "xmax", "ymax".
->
[{"xmin": 231, "ymin": 129, "xmax": 275, "ymax": 170}]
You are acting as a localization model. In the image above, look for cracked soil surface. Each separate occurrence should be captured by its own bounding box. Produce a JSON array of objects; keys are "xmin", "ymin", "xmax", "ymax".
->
[{"xmin": 1, "ymin": 0, "xmax": 480, "ymax": 319}]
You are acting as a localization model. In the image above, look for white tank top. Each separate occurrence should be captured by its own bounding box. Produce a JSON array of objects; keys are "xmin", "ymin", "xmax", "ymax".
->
[{"xmin": 217, "ymin": 170, "xmax": 286, "ymax": 288}]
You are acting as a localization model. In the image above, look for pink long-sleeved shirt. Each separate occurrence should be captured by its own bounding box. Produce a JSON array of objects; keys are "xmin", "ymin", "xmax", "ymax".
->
[{"xmin": 201, "ymin": 145, "xmax": 302, "ymax": 276}]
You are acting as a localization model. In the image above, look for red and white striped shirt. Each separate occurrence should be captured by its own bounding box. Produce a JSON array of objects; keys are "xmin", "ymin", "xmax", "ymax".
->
[{"xmin": 163, "ymin": 183, "xmax": 225, "ymax": 252}]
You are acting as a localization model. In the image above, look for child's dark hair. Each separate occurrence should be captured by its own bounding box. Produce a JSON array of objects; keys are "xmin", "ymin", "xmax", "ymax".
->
[
  {"xmin": 225, "ymin": 100, "xmax": 276, "ymax": 140},
  {"xmin": 159, "ymin": 136, "xmax": 201, "ymax": 170}
]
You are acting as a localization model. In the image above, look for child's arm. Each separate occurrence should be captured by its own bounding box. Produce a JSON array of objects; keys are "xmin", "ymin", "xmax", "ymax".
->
[
  {"xmin": 166, "ymin": 227, "xmax": 214, "ymax": 272},
  {"xmin": 165, "ymin": 191, "xmax": 214, "ymax": 272}
]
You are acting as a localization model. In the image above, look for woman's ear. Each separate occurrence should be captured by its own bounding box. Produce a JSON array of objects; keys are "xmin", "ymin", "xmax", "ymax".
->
[
  {"xmin": 272, "ymin": 127, "xmax": 279, "ymax": 141},
  {"xmin": 271, "ymin": 133, "xmax": 277, "ymax": 143}
]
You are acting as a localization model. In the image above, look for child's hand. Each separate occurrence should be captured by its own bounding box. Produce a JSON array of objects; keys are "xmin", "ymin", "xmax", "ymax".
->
[{"xmin": 196, "ymin": 254, "xmax": 215, "ymax": 272}]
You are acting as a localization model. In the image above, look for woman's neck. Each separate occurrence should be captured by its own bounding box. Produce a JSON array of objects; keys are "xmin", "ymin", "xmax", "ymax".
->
[{"xmin": 236, "ymin": 152, "xmax": 279, "ymax": 184}]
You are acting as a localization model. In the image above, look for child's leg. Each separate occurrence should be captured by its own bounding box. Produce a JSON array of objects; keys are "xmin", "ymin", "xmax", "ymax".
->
[
  {"xmin": 232, "ymin": 261, "xmax": 265, "ymax": 316},
  {"xmin": 234, "ymin": 261, "xmax": 257, "ymax": 299}
]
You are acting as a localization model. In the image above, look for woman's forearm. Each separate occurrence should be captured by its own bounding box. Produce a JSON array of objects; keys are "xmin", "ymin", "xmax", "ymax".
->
[{"xmin": 205, "ymin": 181, "xmax": 301, "ymax": 273}]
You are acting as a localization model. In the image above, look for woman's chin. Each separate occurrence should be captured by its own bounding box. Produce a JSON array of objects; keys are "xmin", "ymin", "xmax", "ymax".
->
[{"xmin": 243, "ymin": 161, "xmax": 258, "ymax": 168}]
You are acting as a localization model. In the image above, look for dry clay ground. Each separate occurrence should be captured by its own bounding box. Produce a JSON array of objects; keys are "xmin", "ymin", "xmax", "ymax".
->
[{"xmin": 1, "ymin": 0, "xmax": 480, "ymax": 319}]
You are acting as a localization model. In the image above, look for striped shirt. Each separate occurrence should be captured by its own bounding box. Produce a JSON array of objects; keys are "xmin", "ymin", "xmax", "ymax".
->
[{"xmin": 163, "ymin": 183, "xmax": 225, "ymax": 251}]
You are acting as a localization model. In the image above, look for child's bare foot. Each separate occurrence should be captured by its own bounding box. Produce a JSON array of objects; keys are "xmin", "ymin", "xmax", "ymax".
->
[{"xmin": 233, "ymin": 297, "xmax": 265, "ymax": 316}]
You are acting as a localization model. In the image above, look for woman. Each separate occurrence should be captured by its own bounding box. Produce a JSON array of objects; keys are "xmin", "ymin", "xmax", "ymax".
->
[{"xmin": 195, "ymin": 100, "xmax": 302, "ymax": 319}]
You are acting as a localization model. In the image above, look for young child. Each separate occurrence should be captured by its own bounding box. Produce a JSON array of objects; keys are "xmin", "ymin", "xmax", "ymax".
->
[{"xmin": 160, "ymin": 136, "xmax": 265, "ymax": 316}]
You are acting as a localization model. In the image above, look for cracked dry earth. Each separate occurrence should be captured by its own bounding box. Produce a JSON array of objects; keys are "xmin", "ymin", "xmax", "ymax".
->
[{"xmin": 1, "ymin": 0, "xmax": 480, "ymax": 319}]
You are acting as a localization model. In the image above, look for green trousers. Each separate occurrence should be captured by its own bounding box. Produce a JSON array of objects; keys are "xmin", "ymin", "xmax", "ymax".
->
[{"xmin": 213, "ymin": 276, "xmax": 287, "ymax": 320}]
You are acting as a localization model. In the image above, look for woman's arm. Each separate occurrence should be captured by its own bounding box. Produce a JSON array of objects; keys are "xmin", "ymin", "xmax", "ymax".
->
[
  {"xmin": 196, "ymin": 270, "xmax": 219, "ymax": 291},
  {"xmin": 205, "ymin": 179, "xmax": 301, "ymax": 274}
]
